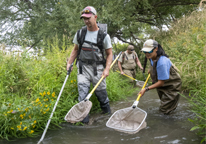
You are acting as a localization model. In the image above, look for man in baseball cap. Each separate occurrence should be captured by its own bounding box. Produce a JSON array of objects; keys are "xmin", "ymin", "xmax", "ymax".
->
[
  {"xmin": 66, "ymin": 6, "xmax": 113, "ymax": 124},
  {"xmin": 118, "ymin": 45, "xmax": 143, "ymax": 85}
]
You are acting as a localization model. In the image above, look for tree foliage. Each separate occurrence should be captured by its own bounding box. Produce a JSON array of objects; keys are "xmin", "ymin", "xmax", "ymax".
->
[{"xmin": 0, "ymin": 0, "xmax": 200, "ymax": 49}]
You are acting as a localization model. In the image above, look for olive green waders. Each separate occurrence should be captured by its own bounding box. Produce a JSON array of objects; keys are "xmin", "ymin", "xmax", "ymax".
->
[{"xmin": 150, "ymin": 63, "xmax": 182, "ymax": 114}]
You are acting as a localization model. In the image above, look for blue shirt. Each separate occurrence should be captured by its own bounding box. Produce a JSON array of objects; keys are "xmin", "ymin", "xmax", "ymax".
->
[{"xmin": 150, "ymin": 56, "xmax": 171, "ymax": 80}]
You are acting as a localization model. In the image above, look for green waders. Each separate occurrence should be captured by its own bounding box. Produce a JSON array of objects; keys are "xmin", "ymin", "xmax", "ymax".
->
[{"xmin": 150, "ymin": 61, "xmax": 182, "ymax": 115}]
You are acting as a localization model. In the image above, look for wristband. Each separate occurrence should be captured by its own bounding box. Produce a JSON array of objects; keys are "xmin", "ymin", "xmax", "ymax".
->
[{"xmin": 145, "ymin": 87, "xmax": 150, "ymax": 92}]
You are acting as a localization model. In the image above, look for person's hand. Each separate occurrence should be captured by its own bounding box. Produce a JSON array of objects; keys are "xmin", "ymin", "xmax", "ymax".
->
[
  {"xmin": 138, "ymin": 88, "xmax": 146, "ymax": 97},
  {"xmin": 67, "ymin": 63, "xmax": 73, "ymax": 71},
  {"xmin": 120, "ymin": 71, "xmax": 125, "ymax": 75},
  {"xmin": 102, "ymin": 68, "xmax": 109, "ymax": 78},
  {"xmin": 140, "ymin": 67, "xmax": 143, "ymax": 71},
  {"xmin": 147, "ymin": 69, "xmax": 150, "ymax": 74}
]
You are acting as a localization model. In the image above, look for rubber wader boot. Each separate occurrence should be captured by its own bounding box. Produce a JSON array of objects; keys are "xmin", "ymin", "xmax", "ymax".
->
[
  {"xmin": 82, "ymin": 114, "xmax": 89, "ymax": 124},
  {"xmin": 95, "ymin": 89, "xmax": 111, "ymax": 114}
]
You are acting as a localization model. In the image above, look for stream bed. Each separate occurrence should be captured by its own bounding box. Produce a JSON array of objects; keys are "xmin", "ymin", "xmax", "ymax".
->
[{"xmin": 1, "ymin": 89, "xmax": 202, "ymax": 144}]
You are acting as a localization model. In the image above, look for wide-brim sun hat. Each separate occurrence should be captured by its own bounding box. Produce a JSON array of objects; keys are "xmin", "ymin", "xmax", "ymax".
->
[{"xmin": 141, "ymin": 39, "xmax": 158, "ymax": 52}]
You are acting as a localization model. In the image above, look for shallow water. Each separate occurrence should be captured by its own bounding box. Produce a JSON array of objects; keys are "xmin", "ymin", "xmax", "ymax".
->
[{"xmin": 1, "ymin": 89, "xmax": 203, "ymax": 144}]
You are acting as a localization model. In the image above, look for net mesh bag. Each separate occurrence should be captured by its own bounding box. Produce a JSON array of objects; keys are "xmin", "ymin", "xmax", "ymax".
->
[
  {"xmin": 65, "ymin": 100, "xmax": 92, "ymax": 123},
  {"xmin": 136, "ymin": 81, "xmax": 148, "ymax": 88},
  {"xmin": 106, "ymin": 107, "xmax": 147, "ymax": 134}
]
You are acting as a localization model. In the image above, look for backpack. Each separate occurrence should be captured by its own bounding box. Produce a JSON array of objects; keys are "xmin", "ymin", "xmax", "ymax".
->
[{"xmin": 76, "ymin": 24, "xmax": 107, "ymax": 75}]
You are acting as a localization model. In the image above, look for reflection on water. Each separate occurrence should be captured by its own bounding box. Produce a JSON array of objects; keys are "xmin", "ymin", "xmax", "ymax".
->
[{"xmin": 1, "ymin": 89, "xmax": 202, "ymax": 144}]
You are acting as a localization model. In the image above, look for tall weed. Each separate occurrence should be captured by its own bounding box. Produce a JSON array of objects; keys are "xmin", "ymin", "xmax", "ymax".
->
[
  {"xmin": 153, "ymin": 8, "xmax": 206, "ymax": 143},
  {"xmin": 0, "ymin": 37, "xmax": 136, "ymax": 139}
]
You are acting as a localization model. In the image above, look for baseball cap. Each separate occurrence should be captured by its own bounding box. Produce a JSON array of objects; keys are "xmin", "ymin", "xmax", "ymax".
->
[
  {"xmin": 127, "ymin": 45, "xmax": 134, "ymax": 50},
  {"xmin": 80, "ymin": 6, "xmax": 97, "ymax": 19},
  {"xmin": 141, "ymin": 39, "xmax": 158, "ymax": 52}
]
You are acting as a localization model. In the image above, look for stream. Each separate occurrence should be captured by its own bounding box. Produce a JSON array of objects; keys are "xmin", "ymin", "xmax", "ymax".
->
[{"xmin": 1, "ymin": 89, "xmax": 202, "ymax": 144}]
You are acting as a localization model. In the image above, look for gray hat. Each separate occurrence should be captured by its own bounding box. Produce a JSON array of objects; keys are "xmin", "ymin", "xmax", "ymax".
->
[
  {"xmin": 141, "ymin": 39, "xmax": 158, "ymax": 52},
  {"xmin": 127, "ymin": 45, "xmax": 134, "ymax": 50}
]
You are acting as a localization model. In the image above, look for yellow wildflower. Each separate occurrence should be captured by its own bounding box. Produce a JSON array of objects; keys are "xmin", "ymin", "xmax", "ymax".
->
[
  {"xmin": 46, "ymin": 108, "xmax": 49, "ymax": 112},
  {"xmin": 10, "ymin": 109, "xmax": 13, "ymax": 113},
  {"xmin": 9, "ymin": 103, "xmax": 11, "ymax": 106},
  {"xmin": 47, "ymin": 92, "xmax": 50, "ymax": 95},
  {"xmin": 43, "ymin": 91, "xmax": 46, "ymax": 96},
  {"xmin": 23, "ymin": 127, "xmax": 27, "ymax": 131},
  {"xmin": 52, "ymin": 92, "xmax": 55, "ymax": 97},
  {"xmin": 20, "ymin": 114, "xmax": 24, "ymax": 119},
  {"xmin": 36, "ymin": 98, "xmax": 40, "ymax": 103},
  {"xmin": 43, "ymin": 111, "xmax": 46, "ymax": 114},
  {"xmin": 46, "ymin": 98, "xmax": 48, "ymax": 101},
  {"xmin": 20, "ymin": 122, "xmax": 22, "ymax": 125},
  {"xmin": 18, "ymin": 108, "xmax": 20, "ymax": 111},
  {"xmin": 74, "ymin": 80, "xmax": 76, "ymax": 82},
  {"xmin": 71, "ymin": 80, "xmax": 73, "ymax": 83},
  {"xmin": 33, "ymin": 125, "xmax": 35, "ymax": 128},
  {"xmin": 17, "ymin": 125, "xmax": 21, "ymax": 129},
  {"xmin": 51, "ymin": 99, "xmax": 54, "ymax": 101},
  {"xmin": 34, "ymin": 120, "xmax": 37, "ymax": 124},
  {"xmin": 25, "ymin": 108, "xmax": 29, "ymax": 112},
  {"xmin": 45, "ymin": 104, "xmax": 48, "ymax": 107},
  {"xmin": 39, "ymin": 93, "xmax": 43, "ymax": 96},
  {"xmin": 4, "ymin": 114, "xmax": 7, "ymax": 116},
  {"xmin": 29, "ymin": 130, "xmax": 34, "ymax": 134},
  {"xmin": 38, "ymin": 102, "xmax": 41, "ymax": 105},
  {"xmin": 11, "ymin": 127, "xmax": 14, "ymax": 130}
]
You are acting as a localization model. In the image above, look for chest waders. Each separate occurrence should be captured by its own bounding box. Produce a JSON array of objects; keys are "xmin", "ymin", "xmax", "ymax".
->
[
  {"xmin": 76, "ymin": 26, "xmax": 107, "ymax": 76},
  {"xmin": 150, "ymin": 57, "xmax": 182, "ymax": 114},
  {"xmin": 121, "ymin": 52, "xmax": 137, "ymax": 82}
]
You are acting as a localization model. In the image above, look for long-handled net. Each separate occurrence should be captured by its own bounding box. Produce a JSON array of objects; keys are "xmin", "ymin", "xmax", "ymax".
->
[{"xmin": 106, "ymin": 74, "xmax": 150, "ymax": 134}]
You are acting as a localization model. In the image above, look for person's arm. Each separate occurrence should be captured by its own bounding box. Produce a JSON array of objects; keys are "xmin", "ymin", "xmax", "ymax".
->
[
  {"xmin": 102, "ymin": 48, "xmax": 112, "ymax": 78},
  {"xmin": 136, "ymin": 56, "xmax": 143, "ymax": 70},
  {"xmin": 138, "ymin": 80, "xmax": 165, "ymax": 96},
  {"xmin": 118, "ymin": 61, "xmax": 125, "ymax": 75},
  {"xmin": 102, "ymin": 48, "xmax": 112, "ymax": 77},
  {"xmin": 66, "ymin": 44, "xmax": 78, "ymax": 71}
]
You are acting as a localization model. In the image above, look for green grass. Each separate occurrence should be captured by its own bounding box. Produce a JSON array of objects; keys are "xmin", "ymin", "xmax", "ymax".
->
[
  {"xmin": 0, "ymin": 41, "xmax": 136, "ymax": 140},
  {"xmin": 152, "ymin": 8, "xmax": 206, "ymax": 143}
]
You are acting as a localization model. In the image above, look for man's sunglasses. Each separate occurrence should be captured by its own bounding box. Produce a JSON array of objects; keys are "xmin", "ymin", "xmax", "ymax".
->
[
  {"xmin": 143, "ymin": 48, "xmax": 155, "ymax": 54},
  {"xmin": 130, "ymin": 49, "xmax": 134, "ymax": 51},
  {"xmin": 81, "ymin": 9, "xmax": 95, "ymax": 15}
]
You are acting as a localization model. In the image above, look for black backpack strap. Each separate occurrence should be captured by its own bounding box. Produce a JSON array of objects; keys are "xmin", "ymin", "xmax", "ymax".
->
[
  {"xmin": 143, "ymin": 56, "xmax": 147, "ymax": 73},
  {"xmin": 77, "ymin": 26, "xmax": 87, "ymax": 60},
  {"xmin": 96, "ymin": 29, "xmax": 107, "ymax": 67},
  {"xmin": 76, "ymin": 26, "xmax": 87, "ymax": 74},
  {"xmin": 121, "ymin": 51, "xmax": 125, "ymax": 64}
]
